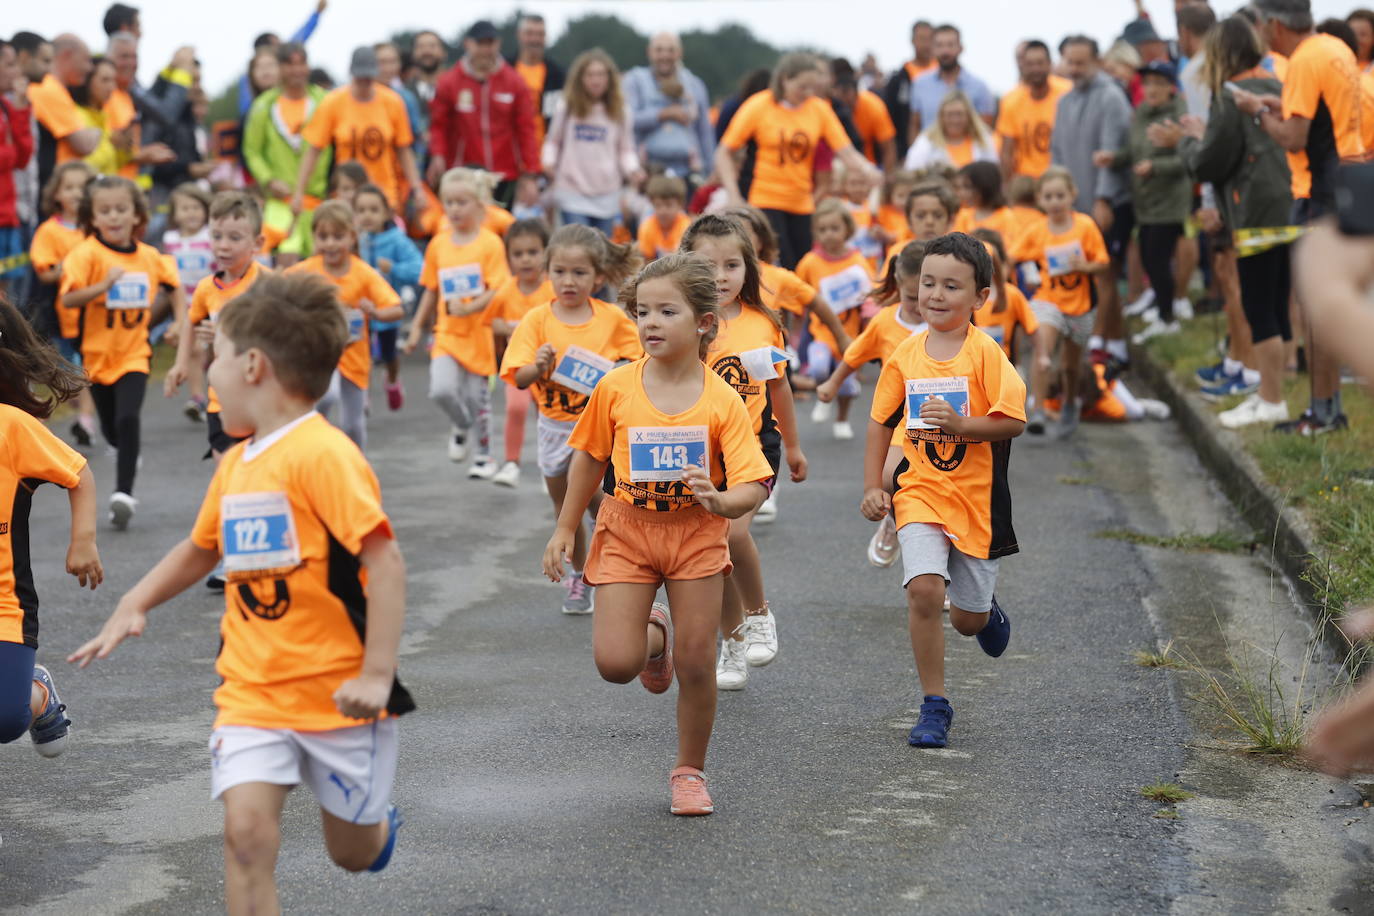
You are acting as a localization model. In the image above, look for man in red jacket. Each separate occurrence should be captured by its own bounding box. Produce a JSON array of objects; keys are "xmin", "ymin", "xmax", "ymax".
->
[
  {"xmin": 427, "ymin": 19, "xmax": 538, "ymax": 208},
  {"xmin": 0, "ymin": 39, "xmax": 35, "ymax": 297}
]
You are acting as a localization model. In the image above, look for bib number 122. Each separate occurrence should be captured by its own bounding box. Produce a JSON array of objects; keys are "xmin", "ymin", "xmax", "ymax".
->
[{"xmin": 233, "ymin": 518, "xmax": 271, "ymax": 553}]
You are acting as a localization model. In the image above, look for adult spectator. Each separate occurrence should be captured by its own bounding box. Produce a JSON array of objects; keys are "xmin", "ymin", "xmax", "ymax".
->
[
  {"xmin": 235, "ymin": 0, "xmax": 327, "ymax": 118},
  {"xmin": 142, "ymin": 56, "xmax": 209, "ymax": 228},
  {"xmin": 1232, "ymin": 0, "xmax": 1366, "ymax": 435},
  {"xmin": 857, "ymin": 53, "xmax": 885, "ymax": 94},
  {"xmin": 907, "ymin": 25, "xmax": 996, "ymax": 142},
  {"xmin": 104, "ymin": 32, "xmax": 178, "ymax": 180},
  {"xmin": 0, "ymin": 39, "xmax": 34, "ymax": 297},
  {"xmin": 408, "ymin": 30, "xmax": 447, "ymax": 108},
  {"xmin": 712, "ymin": 67, "xmax": 770, "ymax": 199},
  {"xmin": 13, "ymin": 33, "xmax": 52, "ymax": 86},
  {"xmin": 997, "ymin": 39, "xmax": 1071, "ymax": 179},
  {"xmin": 70, "ymin": 56, "xmax": 126, "ymax": 175},
  {"xmin": 624, "ymin": 32, "xmax": 714, "ymax": 181},
  {"xmin": 27, "ymin": 34, "xmax": 100, "ymax": 188},
  {"xmin": 1316, "ymin": 20, "xmax": 1374, "ymax": 156},
  {"xmin": 244, "ymin": 50, "xmax": 280, "ymax": 115},
  {"xmin": 428, "ymin": 21, "xmax": 539, "ymax": 207},
  {"xmin": 1348, "ymin": 9, "xmax": 1374, "ymax": 71},
  {"xmin": 904, "ymin": 90, "xmax": 998, "ymax": 170},
  {"xmin": 1050, "ymin": 35, "xmax": 1132, "ymax": 365},
  {"xmin": 243, "ymin": 42, "xmax": 329, "ymax": 266},
  {"xmin": 1177, "ymin": 5, "xmax": 1218, "ymax": 118},
  {"xmin": 101, "ymin": 4, "xmax": 141, "ymax": 39},
  {"xmin": 715, "ymin": 52, "xmax": 878, "ymax": 267},
  {"xmin": 295, "ymin": 47, "xmax": 423, "ymax": 217},
  {"xmin": 10, "ymin": 33, "xmax": 50, "ymax": 251},
  {"xmin": 509, "ymin": 14, "xmax": 565, "ymax": 147},
  {"xmin": 882, "ymin": 20, "xmax": 937, "ymax": 155},
  {"xmin": 375, "ymin": 41, "xmax": 426, "ymax": 163},
  {"xmin": 831, "ymin": 58, "xmax": 896, "ymax": 171}
]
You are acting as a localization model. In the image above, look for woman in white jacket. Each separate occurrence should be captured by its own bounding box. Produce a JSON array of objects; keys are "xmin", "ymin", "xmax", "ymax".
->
[
  {"xmin": 541, "ymin": 49, "xmax": 645, "ymax": 233},
  {"xmin": 903, "ymin": 90, "xmax": 998, "ymax": 173}
]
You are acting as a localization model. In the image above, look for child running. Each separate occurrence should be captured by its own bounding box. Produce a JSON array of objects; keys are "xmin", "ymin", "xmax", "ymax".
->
[
  {"xmin": 29, "ymin": 160, "xmax": 96, "ymax": 445},
  {"xmin": 952, "ymin": 162, "xmax": 1021, "ymax": 249},
  {"xmin": 354, "ymin": 183, "xmax": 422, "ymax": 411},
  {"xmin": 60, "ymin": 176, "xmax": 184, "ymax": 530},
  {"xmin": 971, "ymin": 229, "xmax": 1039, "ymax": 367},
  {"xmin": 500, "ymin": 224, "xmax": 642, "ymax": 614},
  {"xmin": 161, "ymin": 183, "xmax": 216, "ymax": 422},
  {"xmin": 288, "ymin": 200, "xmax": 404, "ymax": 451},
  {"xmin": 71, "ymin": 272, "xmax": 414, "ymax": 911},
  {"xmin": 406, "ymin": 168, "xmax": 510, "ymax": 479},
  {"xmin": 487, "ymin": 219, "xmax": 554, "ymax": 489},
  {"xmin": 862, "ymin": 232, "xmax": 1025, "ymax": 749},
  {"xmin": 541, "ymin": 252, "xmax": 773, "ymax": 815},
  {"xmin": 637, "ymin": 175, "xmax": 691, "ymax": 262},
  {"xmin": 682, "ymin": 214, "xmax": 805, "ymax": 690},
  {"xmin": 0, "ymin": 300, "xmax": 102, "ymax": 761}
]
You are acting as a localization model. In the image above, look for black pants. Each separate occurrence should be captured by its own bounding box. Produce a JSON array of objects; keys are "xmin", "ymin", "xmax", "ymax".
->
[
  {"xmin": 90, "ymin": 371, "xmax": 147, "ymax": 495},
  {"xmin": 1138, "ymin": 222, "xmax": 1184, "ymax": 321},
  {"xmin": 764, "ymin": 209, "xmax": 812, "ymax": 270},
  {"xmin": 1236, "ymin": 244, "xmax": 1292, "ymax": 343}
]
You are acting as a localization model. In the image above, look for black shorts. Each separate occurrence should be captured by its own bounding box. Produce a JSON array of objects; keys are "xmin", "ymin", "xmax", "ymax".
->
[{"xmin": 204, "ymin": 411, "xmax": 242, "ymax": 458}]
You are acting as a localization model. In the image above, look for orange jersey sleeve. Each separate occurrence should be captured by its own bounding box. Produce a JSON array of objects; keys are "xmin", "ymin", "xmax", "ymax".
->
[
  {"xmin": 27, "ymin": 75, "xmax": 84, "ymax": 162},
  {"xmin": 841, "ymin": 304, "xmax": 923, "ymax": 368},
  {"xmin": 488, "ymin": 277, "xmax": 553, "ymax": 325},
  {"xmin": 707, "ymin": 307, "xmax": 788, "ymax": 435},
  {"xmin": 759, "ymin": 263, "xmax": 815, "ymax": 317}
]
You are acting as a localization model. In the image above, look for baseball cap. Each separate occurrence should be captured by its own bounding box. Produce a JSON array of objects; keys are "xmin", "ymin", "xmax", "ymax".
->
[
  {"xmin": 1138, "ymin": 59, "xmax": 1177, "ymax": 83},
  {"xmin": 350, "ymin": 46, "xmax": 379, "ymax": 79},
  {"xmin": 466, "ymin": 20, "xmax": 499, "ymax": 41},
  {"xmin": 1122, "ymin": 18, "xmax": 1163, "ymax": 48}
]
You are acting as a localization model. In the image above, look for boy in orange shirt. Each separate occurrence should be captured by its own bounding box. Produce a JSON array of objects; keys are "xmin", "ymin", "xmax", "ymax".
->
[
  {"xmin": 637, "ymin": 175, "xmax": 690, "ymax": 261},
  {"xmin": 72, "ymin": 272, "xmax": 413, "ymax": 912},
  {"xmin": 862, "ymin": 232, "xmax": 1026, "ymax": 749}
]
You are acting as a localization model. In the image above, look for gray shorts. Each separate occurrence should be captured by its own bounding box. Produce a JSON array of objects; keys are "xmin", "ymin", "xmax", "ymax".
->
[
  {"xmin": 1031, "ymin": 300, "xmax": 1095, "ymax": 349},
  {"xmin": 898, "ymin": 522, "xmax": 999, "ymax": 613},
  {"xmin": 537, "ymin": 414, "xmax": 577, "ymax": 478}
]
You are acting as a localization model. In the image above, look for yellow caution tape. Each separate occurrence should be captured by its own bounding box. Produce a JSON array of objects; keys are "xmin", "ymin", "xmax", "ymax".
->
[
  {"xmin": 1234, "ymin": 225, "xmax": 1305, "ymax": 257},
  {"xmin": 0, "ymin": 251, "xmax": 30, "ymax": 272}
]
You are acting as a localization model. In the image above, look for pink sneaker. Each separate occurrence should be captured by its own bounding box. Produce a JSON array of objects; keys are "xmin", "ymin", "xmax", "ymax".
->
[
  {"xmin": 669, "ymin": 766, "xmax": 714, "ymax": 816},
  {"xmin": 385, "ymin": 381, "xmax": 404, "ymax": 411},
  {"xmin": 639, "ymin": 602, "xmax": 674, "ymax": 694}
]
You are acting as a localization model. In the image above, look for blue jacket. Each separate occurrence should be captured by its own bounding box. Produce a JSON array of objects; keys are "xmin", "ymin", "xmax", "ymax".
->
[{"xmin": 360, "ymin": 224, "xmax": 422, "ymax": 289}]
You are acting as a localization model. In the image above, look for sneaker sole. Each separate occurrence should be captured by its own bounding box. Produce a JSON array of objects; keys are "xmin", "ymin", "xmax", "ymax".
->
[
  {"xmin": 908, "ymin": 735, "xmax": 947, "ymax": 748},
  {"xmin": 110, "ymin": 502, "xmax": 133, "ymax": 531},
  {"xmin": 33, "ymin": 733, "xmax": 68, "ymax": 758},
  {"xmin": 744, "ymin": 649, "xmax": 777, "ymax": 667},
  {"xmin": 670, "ymin": 803, "xmax": 714, "ymax": 816},
  {"xmin": 1198, "ymin": 386, "xmax": 1258, "ymax": 403},
  {"xmin": 716, "ymin": 675, "xmax": 747, "ymax": 691},
  {"xmin": 561, "ymin": 606, "xmax": 593, "ymax": 616}
]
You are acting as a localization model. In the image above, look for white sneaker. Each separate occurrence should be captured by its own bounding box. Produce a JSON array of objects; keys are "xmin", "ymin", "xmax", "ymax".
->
[
  {"xmin": 754, "ymin": 492, "xmax": 778, "ymax": 524},
  {"xmin": 1139, "ymin": 398, "xmax": 1171, "ymax": 420},
  {"xmin": 467, "ymin": 457, "xmax": 497, "ymax": 480},
  {"xmin": 716, "ymin": 636, "xmax": 749, "ymax": 690},
  {"xmin": 833, "ymin": 421, "xmax": 854, "ymax": 440},
  {"xmin": 1133, "ymin": 319, "xmax": 1181, "ymax": 344},
  {"xmin": 741, "ymin": 609, "xmax": 778, "ymax": 666},
  {"xmin": 109, "ymin": 491, "xmax": 136, "ymax": 531},
  {"xmin": 1139, "ymin": 305, "xmax": 1159, "ymax": 325},
  {"xmin": 447, "ymin": 428, "xmax": 468, "ymax": 462},
  {"xmin": 867, "ymin": 514, "xmax": 899, "ymax": 567},
  {"xmin": 1218, "ymin": 393, "xmax": 1288, "ymax": 429},
  {"xmin": 491, "ymin": 461, "xmax": 521, "ymax": 488},
  {"xmin": 810, "ymin": 399, "xmax": 833, "ymax": 423},
  {"xmin": 1173, "ymin": 297, "xmax": 1194, "ymax": 321},
  {"xmin": 1124, "ymin": 288, "xmax": 1156, "ymax": 316}
]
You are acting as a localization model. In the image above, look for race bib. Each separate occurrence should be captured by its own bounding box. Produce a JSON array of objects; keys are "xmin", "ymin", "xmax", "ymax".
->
[
  {"xmin": 550, "ymin": 345, "xmax": 614, "ymax": 396},
  {"xmin": 738, "ymin": 346, "xmax": 789, "ymax": 382},
  {"xmin": 818, "ymin": 264, "xmax": 870, "ymax": 314},
  {"xmin": 220, "ymin": 491, "xmax": 301, "ymax": 576},
  {"xmin": 906, "ymin": 377, "xmax": 971, "ymax": 430},
  {"xmin": 978, "ymin": 324, "xmax": 1005, "ymax": 345},
  {"xmin": 439, "ymin": 263, "xmax": 484, "ymax": 300},
  {"xmin": 1045, "ymin": 241, "xmax": 1084, "ymax": 278},
  {"xmin": 175, "ymin": 251, "xmax": 213, "ymax": 286},
  {"xmin": 106, "ymin": 272, "xmax": 150, "ymax": 310},
  {"xmin": 628, "ymin": 426, "xmax": 708, "ymax": 482},
  {"xmin": 853, "ymin": 226, "xmax": 883, "ymax": 261},
  {"xmin": 343, "ymin": 308, "xmax": 365, "ymax": 344}
]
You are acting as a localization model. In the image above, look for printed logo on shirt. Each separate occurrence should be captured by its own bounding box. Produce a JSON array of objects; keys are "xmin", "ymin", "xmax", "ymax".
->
[
  {"xmin": 905, "ymin": 377, "xmax": 973, "ymax": 470},
  {"xmin": 784, "ymin": 130, "xmax": 812, "ymax": 163},
  {"xmin": 616, "ymin": 478, "xmax": 698, "ymax": 509},
  {"xmin": 494, "ymin": 92, "xmax": 515, "ymax": 104},
  {"xmin": 573, "ymin": 123, "xmax": 609, "ymax": 143},
  {"xmin": 457, "ymin": 89, "xmax": 475, "ymax": 113},
  {"xmin": 711, "ymin": 354, "xmax": 761, "ymax": 398}
]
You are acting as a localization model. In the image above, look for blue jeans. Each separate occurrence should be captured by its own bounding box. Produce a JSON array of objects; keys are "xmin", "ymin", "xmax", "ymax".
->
[
  {"xmin": 560, "ymin": 211, "xmax": 616, "ymax": 235},
  {"xmin": 0, "ymin": 642, "xmax": 35, "ymax": 743}
]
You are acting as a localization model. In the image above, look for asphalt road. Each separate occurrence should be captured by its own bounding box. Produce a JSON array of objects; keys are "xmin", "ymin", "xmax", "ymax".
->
[{"xmin": 3, "ymin": 355, "xmax": 1371, "ymax": 914}]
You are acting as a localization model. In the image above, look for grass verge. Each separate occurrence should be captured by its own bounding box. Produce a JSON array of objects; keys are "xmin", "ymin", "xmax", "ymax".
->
[
  {"xmin": 1140, "ymin": 783, "xmax": 1194, "ymax": 803},
  {"xmin": 1097, "ymin": 527, "xmax": 1255, "ymax": 554}
]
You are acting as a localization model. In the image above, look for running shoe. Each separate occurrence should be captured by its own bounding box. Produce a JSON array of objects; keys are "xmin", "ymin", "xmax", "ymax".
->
[
  {"xmin": 1054, "ymin": 402, "xmax": 1080, "ymax": 440},
  {"xmin": 741, "ymin": 606, "xmax": 778, "ymax": 667},
  {"xmin": 810, "ymin": 399, "xmax": 833, "ymax": 424},
  {"xmin": 366, "ymin": 804, "xmax": 403, "ymax": 872},
  {"xmin": 908, "ymin": 696, "xmax": 953, "ymax": 748},
  {"xmin": 1124, "ymin": 287, "xmax": 1156, "ymax": 317},
  {"xmin": 491, "ymin": 461, "xmax": 521, "ymax": 488},
  {"xmin": 562, "ymin": 572, "xmax": 593, "ymax": 615},
  {"xmin": 1273, "ymin": 410, "xmax": 1348, "ymax": 436},
  {"xmin": 669, "ymin": 766, "xmax": 714, "ymax": 816},
  {"xmin": 1198, "ymin": 372, "xmax": 1258, "ymax": 402},
  {"xmin": 206, "ymin": 574, "xmax": 225, "ymax": 592},
  {"xmin": 467, "ymin": 457, "xmax": 497, "ymax": 480},
  {"xmin": 640, "ymin": 602, "xmax": 674, "ymax": 694},
  {"xmin": 385, "ymin": 381, "xmax": 405, "ymax": 411},
  {"xmin": 833, "ymin": 421, "xmax": 854, "ymax": 440},
  {"xmin": 1218, "ymin": 394, "xmax": 1288, "ymax": 429},
  {"xmin": 975, "ymin": 597, "xmax": 1011, "ymax": 658},
  {"xmin": 1195, "ymin": 360, "xmax": 1228, "ymax": 385},
  {"xmin": 754, "ymin": 492, "xmax": 778, "ymax": 524},
  {"xmin": 447, "ymin": 429, "xmax": 468, "ymax": 462},
  {"xmin": 70, "ymin": 420, "xmax": 92, "ymax": 447},
  {"xmin": 1132, "ymin": 318, "xmax": 1180, "ymax": 344},
  {"xmin": 1173, "ymin": 296, "xmax": 1194, "ymax": 321},
  {"xmin": 29, "ymin": 664, "xmax": 70, "ymax": 758},
  {"xmin": 183, "ymin": 398, "xmax": 205, "ymax": 423},
  {"xmin": 1025, "ymin": 409, "xmax": 1047, "ymax": 437},
  {"xmin": 109, "ymin": 492, "xmax": 136, "ymax": 531},
  {"xmin": 867, "ymin": 514, "xmax": 899, "ymax": 567},
  {"xmin": 716, "ymin": 635, "xmax": 748, "ymax": 690}
]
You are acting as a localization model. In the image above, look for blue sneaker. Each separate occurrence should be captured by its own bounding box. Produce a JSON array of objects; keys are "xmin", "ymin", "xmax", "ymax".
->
[
  {"xmin": 908, "ymin": 696, "xmax": 953, "ymax": 748},
  {"xmin": 29, "ymin": 664, "xmax": 70, "ymax": 758},
  {"xmin": 1195, "ymin": 360, "xmax": 1228, "ymax": 385},
  {"xmin": 1199, "ymin": 371, "xmax": 1258, "ymax": 402},
  {"xmin": 976, "ymin": 597, "xmax": 1011, "ymax": 658},
  {"xmin": 367, "ymin": 803, "xmax": 403, "ymax": 872}
]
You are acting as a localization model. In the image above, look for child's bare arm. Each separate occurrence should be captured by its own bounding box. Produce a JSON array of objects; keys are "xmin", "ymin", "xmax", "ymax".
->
[
  {"xmin": 543, "ymin": 452, "xmax": 608, "ymax": 581},
  {"xmin": 334, "ymin": 530, "xmax": 406, "ymax": 720},
  {"xmin": 451, "ymin": 288, "xmax": 496, "ymax": 317},
  {"xmin": 65, "ymin": 464, "xmax": 102, "ymax": 589},
  {"xmin": 403, "ymin": 288, "xmax": 436, "ymax": 352},
  {"xmin": 806, "ymin": 295, "xmax": 853, "ymax": 353},
  {"xmin": 62, "ymin": 269, "xmax": 120, "ymax": 309},
  {"xmin": 918, "ymin": 399, "xmax": 1024, "ymax": 441},
  {"xmin": 683, "ymin": 468, "xmax": 765, "ymax": 519},
  {"xmin": 861, "ymin": 419, "xmax": 894, "ymax": 520},
  {"xmin": 767, "ymin": 376, "xmax": 807, "ymax": 483}
]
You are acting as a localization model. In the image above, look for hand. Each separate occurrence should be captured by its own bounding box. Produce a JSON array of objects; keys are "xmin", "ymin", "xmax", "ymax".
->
[
  {"xmin": 1068, "ymin": 252, "xmax": 1090, "ymax": 272},
  {"xmin": 402, "ymin": 329, "xmax": 421, "ymax": 355},
  {"xmin": 163, "ymin": 361, "xmax": 188, "ymax": 397},
  {"xmin": 533, "ymin": 343, "xmax": 557, "ymax": 374},
  {"xmin": 542, "ymin": 528, "xmax": 575, "ymax": 582},
  {"xmin": 111, "ymin": 127, "xmax": 136, "ymax": 152},
  {"xmin": 1091, "ymin": 149, "xmax": 1115, "ymax": 168},
  {"xmin": 1196, "ymin": 207, "xmax": 1223, "ymax": 233},
  {"xmin": 660, "ymin": 104, "xmax": 690, "ymax": 125},
  {"xmin": 628, "ymin": 169, "xmax": 647, "ymax": 189},
  {"xmin": 136, "ymin": 143, "xmax": 176, "ymax": 165},
  {"xmin": 333, "ymin": 672, "xmax": 391, "ymax": 720},
  {"xmin": 193, "ymin": 320, "xmax": 215, "ymax": 350},
  {"xmin": 316, "ymin": 0, "xmax": 328, "ymax": 12},
  {"xmin": 266, "ymin": 179, "xmax": 292, "ymax": 199},
  {"xmin": 104, "ymin": 265, "xmax": 126, "ymax": 290},
  {"xmin": 681, "ymin": 464, "xmax": 724, "ymax": 513},
  {"xmin": 170, "ymin": 46, "xmax": 197, "ymax": 72},
  {"xmin": 1228, "ymin": 85, "xmax": 1263, "ymax": 116},
  {"xmin": 918, "ymin": 396, "xmax": 965, "ymax": 435},
  {"xmin": 816, "ymin": 379, "xmax": 837, "ymax": 403},
  {"xmin": 1146, "ymin": 120, "xmax": 1183, "ymax": 148},
  {"xmin": 67, "ymin": 600, "xmax": 147, "ymax": 667},
  {"xmin": 426, "ymin": 156, "xmax": 446, "ymax": 188},
  {"xmin": 860, "ymin": 486, "xmax": 891, "ymax": 522},
  {"xmin": 1133, "ymin": 160, "xmax": 1154, "ymax": 178},
  {"xmin": 1179, "ymin": 114, "xmax": 1205, "ymax": 141},
  {"xmin": 289, "ymin": 191, "xmax": 304, "ymax": 215},
  {"xmin": 65, "ymin": 536, "xmax": 102, "ymax": 589},
  {"xmin": 377, "ymin": 256, "xmax": 393, "ymax": 275},
  {"xmin": 1091, "ymin": 199, "xmax": 1114, "ymax": 233},
  {"xmin": 358, "ymin": 297, "xmax": 377, "ymax": 317},
  {"xmin": 785, "ymin": 446, "xmax": 808, "ymax": 483}
]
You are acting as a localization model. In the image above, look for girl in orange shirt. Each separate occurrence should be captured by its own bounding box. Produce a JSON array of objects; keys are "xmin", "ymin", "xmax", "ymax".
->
[
  {"xmin": 542, "ymin": 253, "xmax": 773, "ymax": 816},
  {"xmin": 487, "ymin": 220, "xmax": 553, "ymax": 489},
  {"xmin": 683, "ymin": 214, "xmax": 805, "ymax": 691},
  {"xmin": 953, "ymin": 162, "xmax": 1021, "ymax": 250},
  {"xmin": 873, "ymin": 170, "xmax": 917, "ymax": 260},
  {"xmin": 971, "ymin": 229, "xmax": 1039, "ymax": 369}
]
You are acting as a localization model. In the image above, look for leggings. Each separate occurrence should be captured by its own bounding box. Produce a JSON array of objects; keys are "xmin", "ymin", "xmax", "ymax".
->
[
  {"xmin": 504, "ymin": 382, "xmax": 532, "ymax": 464},
  {"xmin": 1138, "ymin": 223, "xmax": 1184, "ymax": 321},
  {"xmin": 376, "ymin": 327, "xmax": 399, "ymax": 365},
  {"xmin": 90, "ymin": 371, "xmax": 147, "ymax": 495},
  {"xmin": 429, "ymin": 354, "xmax": 491, "ymax": 457},
  {"xmin": 0, "ymin": 641, "xmax": 36, "ymax": 743},
  {"xmin": 1235, "ymin": 244, "xmax": 1293, "ymax": 343},
  {"xmin": 764, "ymin": 208, "xmax": 813, "ymax": 270},
  {"xmin": 317, "ymin": 370, "xmax": 368, "ymax": 451}
]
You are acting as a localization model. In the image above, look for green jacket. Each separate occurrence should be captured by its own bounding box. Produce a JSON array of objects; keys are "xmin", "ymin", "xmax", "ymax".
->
[
  {"xmin": 1110, "ymin": 95, "xmax": 1190, "ymax": 224},
  {"xmin": 242, "ymin": 85, "xmax": 331, "ymax": 198},
  {"xmin": 1178, "ymin": 74, "xmax": 1292, "ymax": 232}
]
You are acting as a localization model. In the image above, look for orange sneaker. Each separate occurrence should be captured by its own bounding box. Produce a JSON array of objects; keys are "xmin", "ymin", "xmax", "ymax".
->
[
  {"xmin": 639, "ymin": 602, "xmax": 674, "ymax": 694},
  {"xmin": 669, "ymin": 766, "xmax": 714, "ymax": 816}
]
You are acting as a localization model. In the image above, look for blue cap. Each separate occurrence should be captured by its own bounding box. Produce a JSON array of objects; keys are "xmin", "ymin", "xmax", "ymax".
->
[{"xmin": 1138, "ymin": 59, "xmax": 1177, "ymax": 84}]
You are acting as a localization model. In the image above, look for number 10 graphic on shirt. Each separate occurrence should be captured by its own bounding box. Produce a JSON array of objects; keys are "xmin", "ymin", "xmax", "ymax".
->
[{"xmin": 629, "ymin": 426, "xmax": 709, "ymax": 482}]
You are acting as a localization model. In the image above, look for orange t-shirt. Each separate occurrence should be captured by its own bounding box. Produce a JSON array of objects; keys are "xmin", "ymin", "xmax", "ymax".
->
[
  {"xmin": 1360, "ymin": 72, "xmax": 1374, "ymax": 155},
  {"xmin": 1011, "ymin": 212, "xmax": 1108, "ymax": 317},
  {"xmin": 953, "ymin": 206, "xmax": 1023, "ymax": 250},
  {"xmin": 876, "ymin": 204, "xmax": 908, "ymax": 240},
  {"xmin": 30, "ymin": 217, "xmax": 84, "ymax": 339},
  {"xmin": 637, "ymin": 212, "xmax": 690, "ymax": 260},
  {"xmin": 27, "ymin": 74, "xmax": 84, "ymax": 164},
  {"xmin": 568, "ymin": 359, "xmax": 774, "ymax": 511},
  {"xmin": 498, "ymin": 300, "xmax": 643, "ymax": 422},
  {"xmin": 190, "ymin": 412, "xmax": 413, "ymax": 731},
  {"xmin": 189, "ymin": 262, "xmax": 268, "ymax": 415},
  {"xmin": 277, "ymin": 95, "xmax": 308, "ymax": 134},
  {"xmin": 302, "ymin": 85, "xmax": 414, "ymax": 208},
  {"xmin": 1282, "ymin": 33, "xmax": 1366, "ymax": 201},
  {"xmin": 419, "ymin": 229, "xmax": 510, "ymax": 375},
  {"xmin": 488, "ymin": 276, "xmax": 554, "ymax": 327},
  {"xmin": 287, "ymin": 256, "xmax": 401, "ymax": 390},
  {"xmin": 707, "ymin": 306, "xmax": 789, "ymax": 435},
  {"xmin": 871, "ymin": 325, "xmax": 1027, "ymax": 559},
  {"xmin": 841, "ymin": 303, "xmax": 925, "ymax": 369},
  {"xmin": 995, "ymin": 79, "xmax": 1071, "ymax": 178},
  {"xmin": 60, "ymin": 237, "xmax": 179, "ymax": 385},
  {"xmin": 905, "ymin": 60, "xmax": 938, "ymax": 82},
  {"xmin": 795, "ymin": 247, "xmax": 873, "ymax": 357},
  {"xmin": 720, "ymin": 91, "xmax": 852, "ymax": 213},
  {"xmin": 973, "ymin": 283, "xmax": 1039, "ymax": 358},
  {"xmin": 1008, "ymin": 205, "xmax": 1043, "ymax": 244},
  {"xmin": 0, "ymin": 405, "xmax": 86, "ymax": 647},
  {"xmin": 758, "ymin": 262, "xmax": 816, "ymax": 318},
  {"xmin": 515, "ymin": 59, "xmax": 549, "ymax": 148},
  {"xmin": 484, "ymin": 205, "xmax": 516, "ymax": 237},
  {"xmin": 853, "ymin": 90, "xmax": 897, "ymax": 164}
]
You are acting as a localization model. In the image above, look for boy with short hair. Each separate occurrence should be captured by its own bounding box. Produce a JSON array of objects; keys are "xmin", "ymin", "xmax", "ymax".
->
[
  {"xmin": 862, "ymin": 232, "xmax": 1026, "ymax": 749},
  {"xmin": 71, "ymin": 272, "xmax": 414, "ymax": 915},
  {"xmin": 638, "ymin": 174, "xmax": 690, "ymax": 261}
]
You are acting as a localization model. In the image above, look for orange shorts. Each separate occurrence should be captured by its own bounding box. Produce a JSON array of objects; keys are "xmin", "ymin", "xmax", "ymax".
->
[{"xmin": 584, "ymin": 498, "xmax": 731, "ymax": 586}]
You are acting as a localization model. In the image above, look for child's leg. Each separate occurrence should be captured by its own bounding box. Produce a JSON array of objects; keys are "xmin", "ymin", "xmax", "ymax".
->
[
  {"xmin": 221, "ymin": 782, "xmax": 290, "ymax": 916},
  {"xmin": 427, "ymin": 354, "xmax": 470, "ymax": 431},
  {"xmin": 339, "ymin": 376, "xmax": 368, "ymax": 451},
  {"xmin": 89, "ymin": 381, "xmax": 117, "ymax": 447},
  {"xmin": 0, "ymin": 642, "xmax": 36, "ymax": 743},
  {"xmin": 504, "ymin": 384, "xmax": 530, "ymax": 464},
  {"xmin": 464, "ymin": 370, "xmax": 492, "ymax": 459},
  {"xmin": 111, "ymin": 372, "xmax": 147, "ymax": 494},
  {"xmin": 1031, "ymin": 321, "xmax": 1060, "ymax": 412},
  {"xmin": 315, "ymin": 370, "xmax": 341, "ymax": 423},
  {"xmin": 308, "ymin": 719, "xmax": 400, "ymax": 871},
  {"xmin": 1062, "ymin": 338, "xmax": 1084, "ymax": 408},
  {"xmin": 720, "ymin": 510, "xmax": 763, "ymax": 639},
  {"xmin": 377, "ymin": 328, "xmax": 400, "ymax": 384},
  {"xmin": 591, "ymin": 582, "xmax": 664, "ymax": 682},
  {"xmin": 897, "ymin": 523, "xmax": 956, "ymax": 698},
  {"xmin": 664, "ymin": 574, "xmax": 725, "ymax": 770}
]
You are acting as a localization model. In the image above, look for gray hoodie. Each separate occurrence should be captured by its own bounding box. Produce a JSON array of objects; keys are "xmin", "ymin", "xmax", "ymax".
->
[{"xmin": 1050, "ymin": 70, "xmax": 1133, "ymax": 212}]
